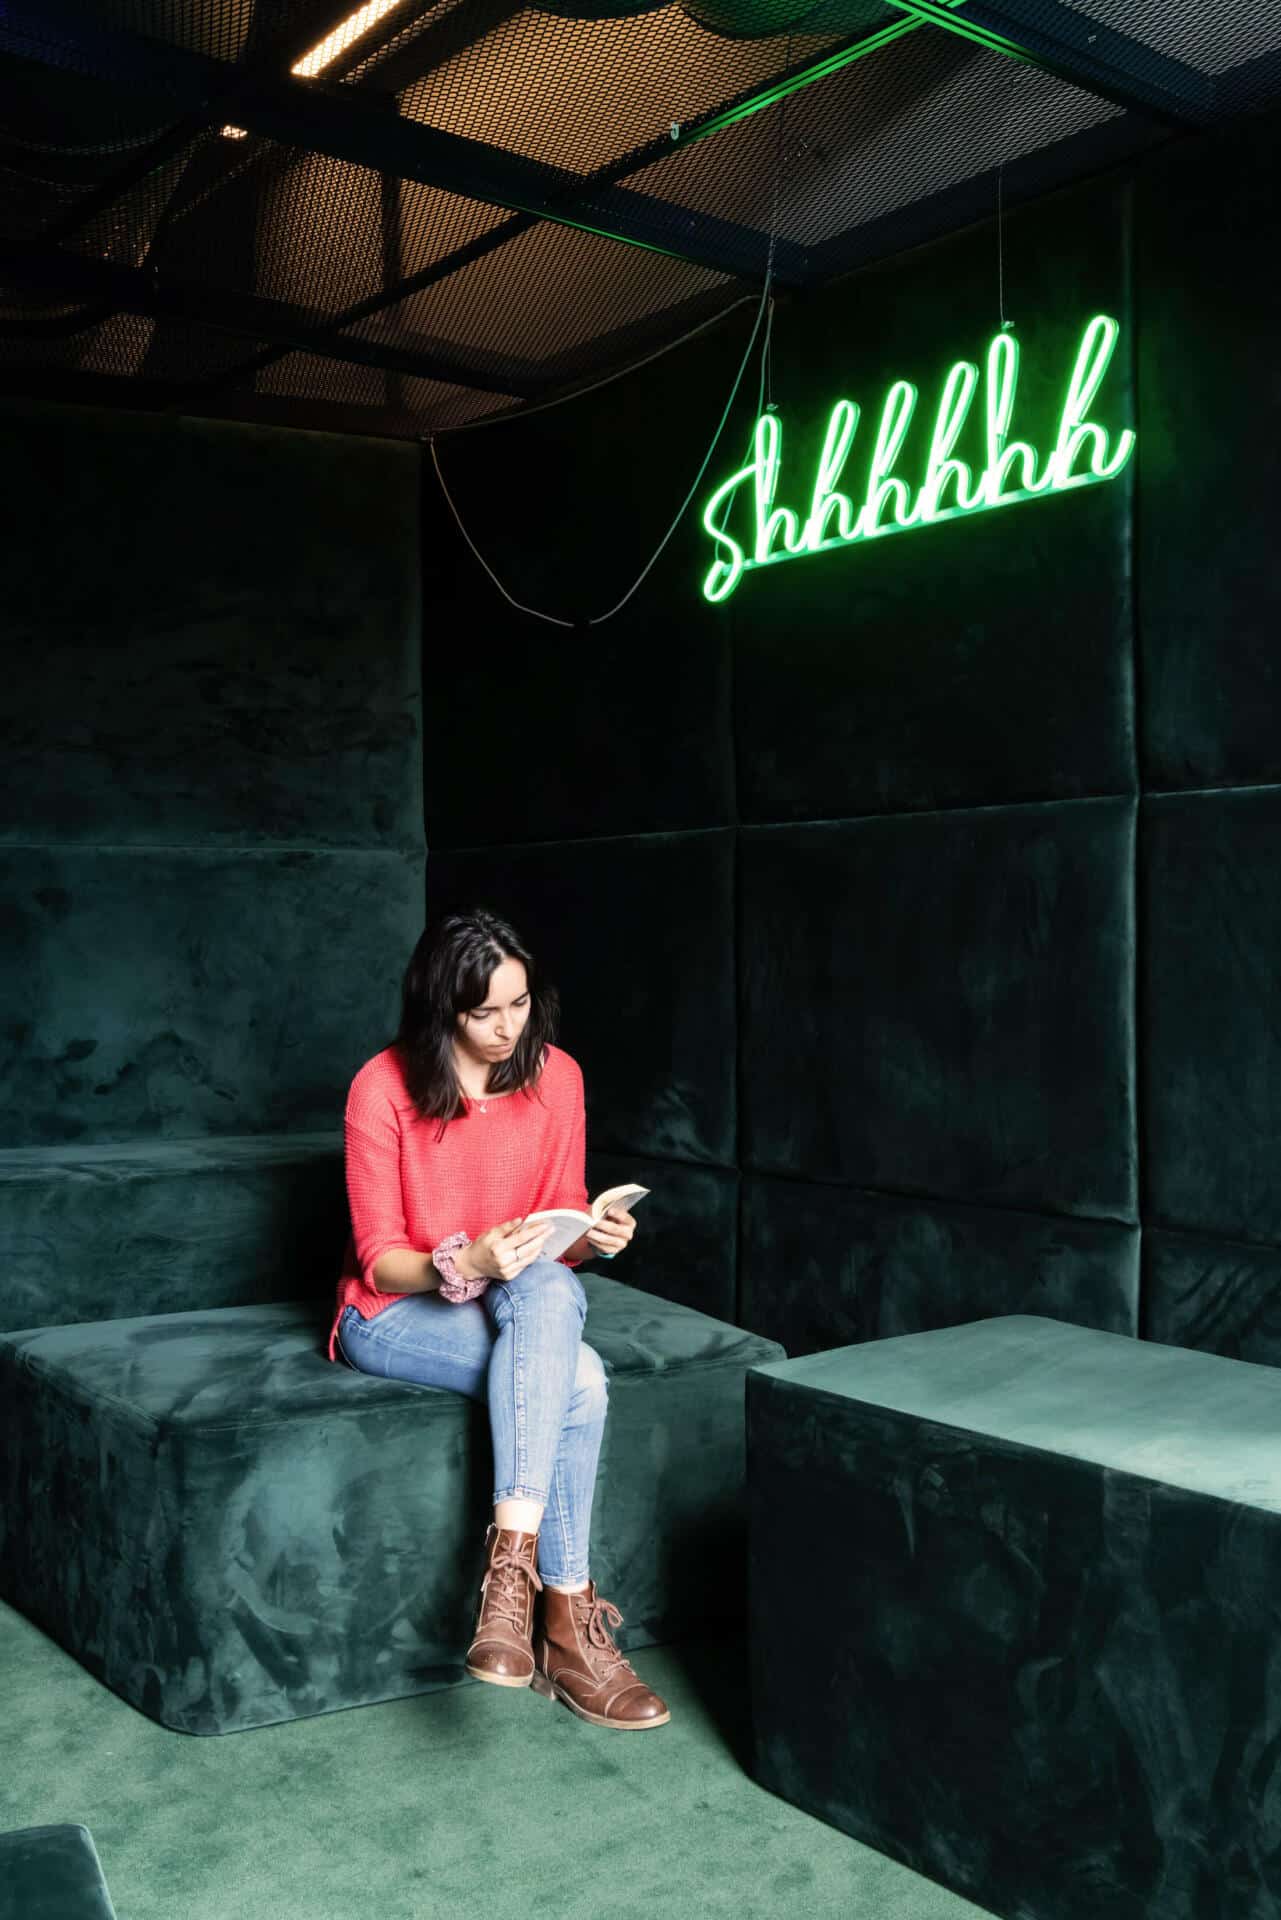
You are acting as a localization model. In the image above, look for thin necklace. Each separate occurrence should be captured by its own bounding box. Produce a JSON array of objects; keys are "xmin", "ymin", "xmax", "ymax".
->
[
  {"xmin": 460, "ymin": 1046, "xmax": 530, "ymax": 1112},
  {"xmin": 468, "ymin": 1085, "xmax": 511, "ymax": 1114}
]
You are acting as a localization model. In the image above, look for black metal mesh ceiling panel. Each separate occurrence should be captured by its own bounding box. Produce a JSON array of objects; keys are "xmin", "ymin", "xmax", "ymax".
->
[
  {"xmin": 388, "ymin": 11, "xmax": 854, "ymax": 170},
  {"xmin": 625, "ymin": 31, "xmax": 1123, "ymax": 250},
  {"xmin": 1043, "ymin": 0, "xmax": 1281, "ymax": 74},
  {"xmin": 99, "ymin": 0, "xmax": 258, "ymax": 62},
  {"xmin": 2, "ymin": 0, "xmax": 1280, "ymax": 439},
  {"xmin": 348, "ymin": 218, "xmax": 733, "ymax": 365}
]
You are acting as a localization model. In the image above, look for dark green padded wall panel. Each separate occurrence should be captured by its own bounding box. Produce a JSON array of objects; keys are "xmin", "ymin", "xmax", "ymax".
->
[
  {"xmin": 421, "ymin": 320, "xmax": 739, "ymax": 850},
  {"xmin": 0, "ymin": 1137, "xmax": 345, "ymax": 1335},
  {"xmin": 416, "ymin": 170, "xmax": 1146, "ymax": 1348},
  {"xmin": 416, "ymin": 139, "xmax": 1281, "ymax": 1364},
  {"xmin": 1, "ymin": 847, "xmax": 419, "ymax": 1146},
  {"xmin": 740, "ymin": 798, "xmax": 1137, "ymax": 1219},
  {"xmin": 0, "ymin": 399, "xmax": 423, "ymax": 1334},
  {"xmin": 586, "ymin": 1151, "xmax": 737, "ymax": 1322},
  {"xmin": 741, "ymin": 1174, "xmax": 1138, "ymax": 1356},
  {"xmin": 1143, "ymin": 789, "xmax": 1281, "ymax": 1244},
  {"xmin": 1136, "ymin": 116, "xmax": 1281, "ymax": 793},
  {"xmin": 427, "ymin": 831, "xmax": 736, "ymax": 1165},
  {"xmin": 1134, "ymin": 114, "xmax": 1281, "ymax": 1361},
  {"xmin": 0, "ymin": 401, "xmax": 422, "ymax": 850},
  {"xmin": 1143, "ymin": 1230, "xmax": 1281, "ymax": 1368},
  {"xmin": 733, "ymin": 178, "xmax": 1135, "ymax": 823},
  {"xmin": 421, "ymin": 324, "xmax": 740, "ymax": 1304}
]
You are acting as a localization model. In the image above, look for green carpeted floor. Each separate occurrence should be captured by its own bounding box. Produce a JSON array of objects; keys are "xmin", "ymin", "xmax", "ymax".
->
[{"xmin": 0, "ymin": 1598, "xmax": 992, "ymax": 1920}]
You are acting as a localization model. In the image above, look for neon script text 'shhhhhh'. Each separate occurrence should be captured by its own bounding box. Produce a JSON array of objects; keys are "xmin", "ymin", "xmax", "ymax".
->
[{"xmin": 700, "ymin": 313, "xmax": 1136, "ymax": 604}]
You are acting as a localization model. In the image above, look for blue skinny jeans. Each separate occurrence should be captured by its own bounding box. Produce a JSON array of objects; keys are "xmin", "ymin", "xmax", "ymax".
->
[{"xmin": 335, "ymin": 1257, "xmax": 607, "ymax": 1587}]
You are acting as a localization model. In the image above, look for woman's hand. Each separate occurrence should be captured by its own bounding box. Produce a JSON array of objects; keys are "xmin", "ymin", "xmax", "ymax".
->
[
  {"xmin": 466, "ymin": 1216, "xmax": 553, "ymax": 1284},
  {"xmin": 585, "ymin": 1206, "xmax": 637, "ymax": 1259}
]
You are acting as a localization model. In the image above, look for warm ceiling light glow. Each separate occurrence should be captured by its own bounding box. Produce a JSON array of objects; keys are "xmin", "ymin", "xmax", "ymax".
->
[
  {"xmin": 222, "ymin": 0, "xmax": 404, "ymax": 136},
  {"xmin": 291, "ymin": 0, "xmax": 406, "ymax": 77}
]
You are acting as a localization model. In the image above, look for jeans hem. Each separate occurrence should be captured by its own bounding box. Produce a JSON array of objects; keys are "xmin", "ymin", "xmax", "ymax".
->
[{"xmin": 493, "ymin": 1485, "xmax": 548, "ymax": 1504}]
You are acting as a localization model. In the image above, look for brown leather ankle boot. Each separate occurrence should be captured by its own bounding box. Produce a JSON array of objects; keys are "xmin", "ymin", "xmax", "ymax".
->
[
  {"xmin": 465, "ymin": 1523, "xmax": 543, "ymax": 1687},
  {"xmin": 530, "ymin": 1580, "xmax": 671, "ymax": 1728}
]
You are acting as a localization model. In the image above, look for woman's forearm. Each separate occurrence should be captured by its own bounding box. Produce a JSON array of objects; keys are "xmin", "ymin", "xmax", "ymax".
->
[
  {"xmin": 371, "ymin": 1247, "xmax": 442, "ymax": 1293},
  {"xmin": 374, "ymin": 1234, "xmax": 595, "ymax": 1292}
]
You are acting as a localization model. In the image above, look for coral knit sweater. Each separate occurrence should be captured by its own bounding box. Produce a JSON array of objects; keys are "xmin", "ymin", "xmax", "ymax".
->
[{"xmin": 327, "ymin": 1041, "xmax": 589, "ymax": 1361}]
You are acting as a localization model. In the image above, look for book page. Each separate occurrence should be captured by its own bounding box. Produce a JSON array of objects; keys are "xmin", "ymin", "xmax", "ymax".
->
[
  {"xmin": 521, "ymin": 1210, "xmax": 592, "ymax": 1262},
  {"xmin": 519, "ymin": 1187, "xmax": 651, "ymax": 1262},
  {"xmin": 590, "ymin": 1183, "xmax": 650, "ymax": 1220}
]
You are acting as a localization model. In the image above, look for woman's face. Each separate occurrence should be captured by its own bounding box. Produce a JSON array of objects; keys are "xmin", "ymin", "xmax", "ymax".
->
[{"xmin": 456, "ymin": 956, "xmax": 531, "ymax": 1065}]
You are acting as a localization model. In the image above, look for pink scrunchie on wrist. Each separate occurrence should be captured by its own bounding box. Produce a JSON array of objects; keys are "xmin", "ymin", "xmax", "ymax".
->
[{"xmin": 432, "ymin": 1230, "xmax": 488, "ymax": 1303}]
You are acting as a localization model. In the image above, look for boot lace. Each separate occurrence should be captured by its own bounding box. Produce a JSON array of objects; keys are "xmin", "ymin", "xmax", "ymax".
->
[
  {"xmin": 581, "ymin": 1594, "xmax": 639, "ymax": 1682},
  {"xmin": 482, "ymin": 1548, "xmax": 543, "ymax": 1633}
]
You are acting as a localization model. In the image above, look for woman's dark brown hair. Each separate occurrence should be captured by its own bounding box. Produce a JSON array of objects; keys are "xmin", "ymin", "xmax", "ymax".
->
[{"xmin": 395, "ymin": 906, "xmax": 561, "ymax": 1139}]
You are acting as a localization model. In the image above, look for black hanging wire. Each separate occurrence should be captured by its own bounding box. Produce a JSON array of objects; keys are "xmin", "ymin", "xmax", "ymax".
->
[
  {"xmin": 712, "ymin": 31, "xmax": 792, "ymax": 547},
  {"xmin": 428, "ymin": 34, "xmax": 795, "ymax": 627},
  {"xmin": 997, "ymin": 67, "xmax": 1016, "ymax": 331}
]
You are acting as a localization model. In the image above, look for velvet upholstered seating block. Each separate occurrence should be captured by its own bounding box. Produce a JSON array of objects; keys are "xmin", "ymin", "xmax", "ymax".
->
[
  {"xmin": 747, "ymin": 1316, "xmax": 1281, "ymax": 1920},
  {"xmin": 0, "ymin": 1134, "xmax": 346, "ymax": 1335},
  {"xmin": 0, "ymin": 1825, "xmax": 119, "ymax": 1920},
  {"xmin": 0, "ymin": 1275, "xmax": 782, "ymax": 1735}
]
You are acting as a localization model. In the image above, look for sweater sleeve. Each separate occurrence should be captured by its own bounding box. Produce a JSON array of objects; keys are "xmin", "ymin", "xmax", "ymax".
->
[
  {"xmin": 548, "ymin": 1061, "xmax": 591, "ymax": 1268},
  {"xmin": 344, "ymin": 1104, "xmax": 417, "ymax": 1293}
]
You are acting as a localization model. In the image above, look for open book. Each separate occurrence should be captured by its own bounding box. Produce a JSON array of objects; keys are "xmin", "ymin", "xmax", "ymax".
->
[{"xmin": 522, "ymin": 1184, "xmax": 651, "ymax": 1263}]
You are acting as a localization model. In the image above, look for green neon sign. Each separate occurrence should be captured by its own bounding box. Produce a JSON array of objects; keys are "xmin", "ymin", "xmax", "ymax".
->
[{"xmin": 700, "ymin": 312, "xmax": 1136, "ymax": 604}]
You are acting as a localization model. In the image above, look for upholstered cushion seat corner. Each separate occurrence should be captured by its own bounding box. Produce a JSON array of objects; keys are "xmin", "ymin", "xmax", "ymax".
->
[
  {"xmin": 0, "ymin": 1274, "xmax": 783, "ymax": 1736},
  {"xmin": 0, "ymin": 1824, "xmax": 119, "ymax": 1920},
  {"xmin": 746, "ymin": 1313, "xmax": 1281, "ymax": 1920}
]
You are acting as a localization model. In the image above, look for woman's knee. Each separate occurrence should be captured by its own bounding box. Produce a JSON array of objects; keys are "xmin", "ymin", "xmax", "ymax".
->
[
  {"xmin": 495, "ymin": 1259, "xmax": 586, "ymax": 1321},
  {"xmin": 575, "ymin": 1341, "xmax": 609, "ymax": 1419}
]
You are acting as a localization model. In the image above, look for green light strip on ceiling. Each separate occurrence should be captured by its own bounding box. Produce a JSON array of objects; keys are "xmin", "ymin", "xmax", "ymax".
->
[
  {"xmin": 700, "ymin": 312, "xmax": 1136, "ymax": 604},
  {"xmin": 682, "ymin": 16, "xmax": 925, "ymax": 144}
]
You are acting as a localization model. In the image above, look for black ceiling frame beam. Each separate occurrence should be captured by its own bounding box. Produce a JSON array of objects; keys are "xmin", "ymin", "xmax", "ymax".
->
[
  {"xmin": 0, "ymin": 237, "xmax": 540, "ymax": 396},
  {"xmin": 195, "ymin": 76, "xmax": 815, "ymax": 282},
  {"xmin": 885, "ymin": 0, "xmax": 1215, "ymax": 129},
  {"xmin": 209, "ymin": 213, "xmax": 544, "ymax": 392},
  {"xmin": 41, "ymin": 112, "xmax": 227, "ymax": 247},
  {"xmin": 37, "ymin": 0, "xmax": 436, "ymax": 246},
  {"xmin": 208, "ymin": 16, "xmax": 909, "ymax": 392},
  {"xmin": 135, "ymin": 0, "xmax": 529, "ymax": 377},
  {"xmin": 0, "ymin": 363, "xmax": 480, "ymax": 439},
  {"xmin": 113, "ymin": 0, "xmax": 526, "ymax": 246},
  {"xmin": 6, "ymin": 1, "xmax": 814, "ymax": 286},
  {"xmin": 121, "ymin": 2, "xmax": 892, "ymax": 256},
  {"xmin": 0, "ymin": 127, "xmax": 179, "ymax": 189},
  {"xmin": 1211, "ymin": 42, "xmax": 1281, "ymax": 119}
]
